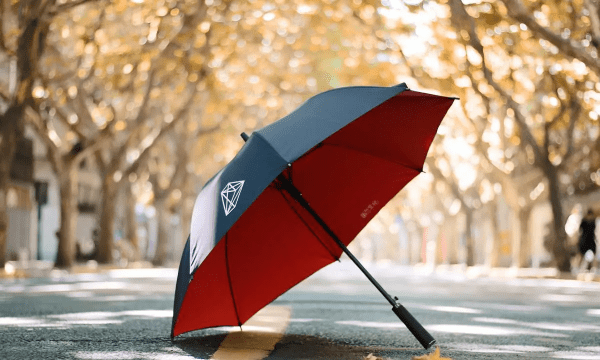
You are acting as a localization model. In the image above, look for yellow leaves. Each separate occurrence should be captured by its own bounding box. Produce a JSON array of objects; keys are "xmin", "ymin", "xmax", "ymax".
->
[
  {"xmin": 112, "ymin": 0, "xmax": 129, "ymax": 13},
  {"xmin": 156, "ymin": 6, "xmax": 169, "ymax": 17},
  {"xmin": 32, "ymin": 86, "xmax": 47, "ymax": 99},
  {"xmin": 412, "ymin": 347, "xmax": 453, "ymax": 360},
  {"xmin": 174, "ymin": 83, "xmax": 186, "ymax": 94},
  {"xmin": 364, "ymin": 354, "xmax": 385, "ymax": 360},
  {"xmin": 199, "ymin": 21, "xmax": 211, "ymax": 33},
  {"xmin": 67, "ymin": 86, "xmax": 78, "ymax": 99},
  {"xmin": 114, "ymin": 121, "xmax": 127, "ymax": 132},
  {"xmin": 358, "ymin": 4, "xmax": 376, "ymax": 21},
  {"xmin": 189, "ymin": 53, "xmax": 206, "ymax": 66},
  {"xmin": 123, "ymin": 64, "xmax": 134, "ymax": 75},
  {"xmin": 297, "ymin": 4, "xmax": 318, "ymax": 15},
  {"xmin": 61, "ymin": 26, "xmax": 70, "ymax": 39},
  {"xmin": 187, "ymin": 121, "xmax": 198, "ymax": 133},
  {"xmin": 165, "ymin": 60, "xmax": 177, "ymax": 72},
  {"xmin": 139, "ymin": 60, "xmax": 151, "ymax": 72},
  {"xmin": 74, "ymin": 39, "xmax": 85, "ymax": 56}
]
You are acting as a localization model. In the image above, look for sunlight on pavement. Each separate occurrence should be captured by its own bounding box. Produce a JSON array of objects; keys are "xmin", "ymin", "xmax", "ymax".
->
[
  {"xmin": 446, "ymin": 342, "xmax": 600, "ymax": 359},
  {"xmin": 423, "ymin": 305, "xmax": 481, "ymax": 314},
  {"xmin": 336, "ymin": 320, "xmax": 405, "ymax": 329},
  {"xmin": 0, "ymin": 317, "xmax": 48, "ymax": 326},
  {"xmin": 7, "ymin": 281, "xmax": 131, "ymax": 293},
  {"xmin": 107, "ymin": 268, "xmax": 178, "ymax": 279},
  {"xmin": 49, "ymin": 310, "xmax": 172, "ymax": 319},
  {"xmin": 447, "ymin": 343, "xmax": 552, "ymax": 354},
  {"xmin": 83, "ymin": 295, "xmax": 139, "ymax": 302},
  {"xmin": 120, "ymin": 310, "xmax": 173, "ymax": 318},
  {"xmin": 551, "ymin": 347, "xmax": 600, "ymax": 360},
  {"xmin": 586, "ymin": 309, "xmax": 600, "ymax": 316},
  {"xmin": 460, "ymin": 301, "xmax": 549, "ymax": 313},
  {"xmin": 472, "ymin": 317, "xmax": 518, "ymax": 325},
  {"xmin": 74, "ymin": 350, "xmax": 195, "ymax": 359},
  {"xmin": 297, "ymin": 283, "xmax": 362, "ymax": 294},
  {"xmin": 473, "ymin": 316, "xmax": 600, "ymax": 332},
  {"xmin": 210, "ymin": 305, "xmax": 291, "ymax": 360},
  {"xmin": 445, "ymin": 342, "xmax": 600, "ymax": 359},
  {"xmin": 0, "ymin": 309, "xmax": 171, "ymax": 329},
  {"xmin": 64, "ymin": 291, "xmax": 139, "ymax": 302},
  {"xmin": 525, "ymin": 322, "xmax": 599, "ymax": 332},
  {"xmin": 288, "ymin": 318, "xmax": 323, "ymax": 323},
  {"xmin": 427, "ymin": 324, "xmax": 569, "ymax": 337},
  {"xmin": 64, "ymin": 291, "xmax": 96, "ymax": 298},
  {"xmin": 538, "ymin": 294, "xmax": 589, "ymax": 303}
]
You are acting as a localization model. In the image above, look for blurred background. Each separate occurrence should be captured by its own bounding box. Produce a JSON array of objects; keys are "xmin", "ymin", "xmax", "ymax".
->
[{"xmin": 1, "ymin": 0, "xmax": 599, "ymax": 274}]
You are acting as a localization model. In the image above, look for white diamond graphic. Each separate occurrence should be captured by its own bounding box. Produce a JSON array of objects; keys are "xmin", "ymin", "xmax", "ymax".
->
[{"xmin": 221, "ymin": 180, "xmax": 245, "ymax": 216}]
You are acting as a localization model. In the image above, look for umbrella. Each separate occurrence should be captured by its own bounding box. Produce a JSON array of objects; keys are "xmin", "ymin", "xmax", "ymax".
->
[{"xmin": 171, "ymin": 83, "xmax": 456, "ymax": 349}]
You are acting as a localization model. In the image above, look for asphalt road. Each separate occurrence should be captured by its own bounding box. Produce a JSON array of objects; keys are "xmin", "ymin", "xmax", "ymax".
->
[{"xmin": 1, "ymin": 262, "xmax": 600, "ymax": 360}]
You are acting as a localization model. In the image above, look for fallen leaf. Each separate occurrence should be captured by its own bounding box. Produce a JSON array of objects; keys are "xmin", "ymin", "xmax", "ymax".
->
[
  {"xmin": 364, "ymin": 353, "xmax": 386, "ymax": 360},
  {"xmin": 411, "ymin": 347, "xmax": 452, "ymax": 360}
]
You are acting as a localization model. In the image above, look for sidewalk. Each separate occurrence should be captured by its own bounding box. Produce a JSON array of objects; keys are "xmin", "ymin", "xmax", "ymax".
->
[
  {"xmin": 430, "ymin": 263, "xmax": 600, "ymax": 283},
  {"xmin": 0, "ymin": 259, "xmax": 155, "ymax": 279},
  {"xmin": 311, "ymin": 259, "xmax": 600, "ymax": 284},
  {"xmin": 2, "ymin": 258, "xmax": 600, "ymax": 283}
]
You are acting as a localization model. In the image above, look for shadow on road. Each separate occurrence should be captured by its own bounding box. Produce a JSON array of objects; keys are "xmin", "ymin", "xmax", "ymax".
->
[
  {"xmin": 174, "ymin": 332, "xmax": 405, "ymax": 360},
  {"xmin": 172, "ymin": 333, "xmax": 228, "ymax": 358}
]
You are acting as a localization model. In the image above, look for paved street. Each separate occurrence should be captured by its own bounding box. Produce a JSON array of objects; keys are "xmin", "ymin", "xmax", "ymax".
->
[{"xmin": 1, "ymin": 262, "xmax": 600, "ymax": 359}]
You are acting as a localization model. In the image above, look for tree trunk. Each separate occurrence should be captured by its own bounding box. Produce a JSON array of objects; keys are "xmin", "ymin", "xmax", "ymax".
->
[
  {"xmin": 54, "ymin": 166, "xmax": 78, "ymax": 268},
  {"xmin": 0, "ymin": 105, "xmax": 24, "ymax": 267},
  {"xmin": 97, "ymin": 178, "xmax": 117, "ymax": 264},
  {"xmin": 465, "ymin": 208, "xmax": 475, "ymax": 266},
  {"xmin": 488, "ymin": 202, "xmax": 501, "ymax": 268},
  {"xmin": 546, "ymin": 168, "xmax": 571, "ymax": 272},
  {"xmin": 513, "ymin": 206, "xmax": 532, "ymax": 268},
  {"xmin": 152, "ymin": 196, "xmax": 170, "ymax": 266},
  {"xmin": 0, "ymin": 150, "xmax": 11, "ymax": 268},
  {"xmin": 0, "ymin": 186, "xmax": 8, "ymax": 268},
  {"xmin": 125, "ymin": 184, "xmax": 139, "ymax": 261}
]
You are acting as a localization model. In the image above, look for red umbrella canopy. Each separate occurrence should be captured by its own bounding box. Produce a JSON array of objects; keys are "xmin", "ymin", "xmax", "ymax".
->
[{"xmin": 172, "ymin": 84, "xmax": 456, "ymax": 338}]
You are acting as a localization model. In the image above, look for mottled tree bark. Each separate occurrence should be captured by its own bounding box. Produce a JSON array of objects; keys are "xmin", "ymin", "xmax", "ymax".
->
[
  {"xmin": 125, "ymin": 185, "xmax": 139, "ymax": 261},
  {"xmin": 465, "ymin": 208, "xmax": 475, "ymax": 266},
  {"xmin": 0, "ymin": 170, "xmax": 9, "ymax": 267},
  {"xmin": 514, "ymin": 206, "xmax": 532, "ymax": 268},
  {"xmin": 97, "ymin": 178, "xmax": 117, "ymax": 264},
  {"xmin": 152, "ymin": 196, "xmax": 170, "ymax": 266},
  {"xmin": 488, "ymin": 202, "xmax": 501, "ymax": 268},
  {"xmin": 54, "ymin": 167, "xmax": 78, "ymax": 268},
  {"xmin": 0, "ymin": 109, "xmax": 20, "ymax": 267},
  {"xmin": 546, "ymin": 168, "xmax": 571, "ymax": 272}
]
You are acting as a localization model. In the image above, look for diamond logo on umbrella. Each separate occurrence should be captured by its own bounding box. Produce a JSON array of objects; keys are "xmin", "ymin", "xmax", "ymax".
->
[{"xmin": 221, "ymin": 180, "xmax": 245, "ymax": 215}]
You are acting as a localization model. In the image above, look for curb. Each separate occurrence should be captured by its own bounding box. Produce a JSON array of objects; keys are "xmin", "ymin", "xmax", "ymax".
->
[{"xmin": 1, "ymin": 260, "xmax": 155, "ymax": 279}]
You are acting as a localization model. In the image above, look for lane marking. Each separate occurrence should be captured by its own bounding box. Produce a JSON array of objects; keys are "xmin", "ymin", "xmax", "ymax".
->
[{"xmin": 211, "ymin": 305, "xmax": 291, "ymax": 360}]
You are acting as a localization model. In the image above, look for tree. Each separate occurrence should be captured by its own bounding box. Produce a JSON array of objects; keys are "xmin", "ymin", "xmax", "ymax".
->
[
  {"xmin": 29, "ymin": 0, "xmax": 224, "ymax": 265},
  {"xmin": 0, "ymin": 0, "xmax": 100, "ymax": 267},
  {"xmin": 446, "ymin": 0, "xmax": 599, "ymax": 271}
]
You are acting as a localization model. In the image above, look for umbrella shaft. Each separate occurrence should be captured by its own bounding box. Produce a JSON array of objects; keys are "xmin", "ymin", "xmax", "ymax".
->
[
  {"xmin": 278, "ymin": 176, "xmax": 397, "ymax": 307},
  {"xmin": 279, "ymin": 176, "xmax": 436, "ymax": 349}
]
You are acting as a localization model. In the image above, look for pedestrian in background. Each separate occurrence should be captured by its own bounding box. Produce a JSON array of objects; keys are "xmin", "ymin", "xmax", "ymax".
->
[{"xmin": 578, "ymin": 208, "xmax": 597, "ymax": 272}]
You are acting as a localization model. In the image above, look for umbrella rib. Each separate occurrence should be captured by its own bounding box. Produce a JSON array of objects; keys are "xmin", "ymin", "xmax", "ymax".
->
[
  {"xmin": 321, "ymin": 142, "xmax": 424, "ymax": 173},
  {"xmin": 224, "ymin": 233, "xmax": 242, "ymax": 327},
  {"xmin": 275, "ymin": 186, "xmax": 340, "ymax": 262}
]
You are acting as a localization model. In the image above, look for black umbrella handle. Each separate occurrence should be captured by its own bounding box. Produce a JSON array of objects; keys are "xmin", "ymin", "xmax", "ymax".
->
[{"xmin": 392, "ymin": 304, "xmax": 436, "ymax": 349}]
